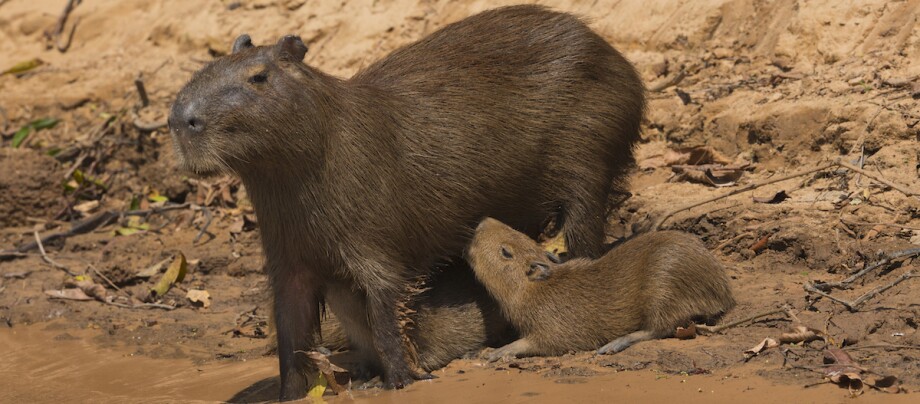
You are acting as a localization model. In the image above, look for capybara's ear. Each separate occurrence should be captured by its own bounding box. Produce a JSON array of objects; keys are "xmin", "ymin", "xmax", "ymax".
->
[
  {"xmin": 545, "ymin": 251, "xmax": 562, "ymax": 264},
  {"xmin": 526, "ymin": 262, "xmax": 552, "ymax": 281},
  {"xmin": 276, "ymin": 35, "xmax": 308, "ymax": 61},
  {"xmin": 232, "ymin": 34, "xmax": 254, "ymax": 53}
]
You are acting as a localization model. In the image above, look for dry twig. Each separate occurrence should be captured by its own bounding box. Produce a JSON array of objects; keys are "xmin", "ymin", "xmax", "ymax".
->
[
  {"xmin": 696, "ymin": 305, "xmax": 792, "ymax": 334},
  {"xmin": 33, "ymin": 231, "xmax": 77, "ymax": 276},
  {"xmin": 653, "ymin": 162, "xmax": 837, "ymax": 229},
  {"xmin": 804, "ymin": 270, "xmax": 916, "ymax": 312}
]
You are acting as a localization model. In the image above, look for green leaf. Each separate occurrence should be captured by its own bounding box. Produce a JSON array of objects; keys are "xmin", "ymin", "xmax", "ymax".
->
[
  {"xmin": 46, "ymin": 147, "xmax": 62, "ymax": 156},
  {"xmin": 72, "ymin": 169, "xmax": 85, "ymax": 185},
  {"xmin": 129, "ymin": 195, "xmax": 141, "ymax": 211},
  {"xmin": 30, "ymin": 118, "xmax": 59, "ymax": 130},
  {"xmin": 11, "ymin": 126, "xmax": 32, "ymax": 148},
  {"xmin": 2, "ymin": 58, "xmax": 43, "ymax": 75},
  {"xmin": 116, "ymin": 227, "xmax": 141, "ymax": 236}
]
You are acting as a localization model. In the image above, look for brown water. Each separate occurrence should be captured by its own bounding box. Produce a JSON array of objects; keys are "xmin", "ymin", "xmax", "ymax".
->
[{"xmin": 2, "ymin": 323, "xmax": 914, "ymax": 403}]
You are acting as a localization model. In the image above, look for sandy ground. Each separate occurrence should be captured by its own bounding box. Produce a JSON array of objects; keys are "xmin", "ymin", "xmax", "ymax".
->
[{"xmin": 1, "ymin": 0, "xmax": 920, "ymax": 402}]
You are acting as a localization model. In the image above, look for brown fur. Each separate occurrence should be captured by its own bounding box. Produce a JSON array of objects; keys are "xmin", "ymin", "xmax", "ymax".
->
[
  {"xmin": 168, "ymin": 5, "xmax": 644, "ymax": 399},
  {"xmin": 467, "ymin": 218, "xmax": 736, "ymax": 359}
]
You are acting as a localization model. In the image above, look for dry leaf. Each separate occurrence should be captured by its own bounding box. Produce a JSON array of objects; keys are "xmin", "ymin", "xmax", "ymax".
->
[
  {"xmin": 45, "ymin": 288, "xmax": 93, "ymax": 301},
  {"xmin": 675, "ymin": 323, "xmax": 697, "ymax": 339},
  {"xmin": 136, "ymin": 257, "xmax": 171, "ymax": 279},
  {"xmin": 750, "ymin": 235, "xmax": 770, "ymax": 254},
  {"xmin": 65, "ymin": 277, "xmax": 108, "ymax": 302},
  {"xmin": 302, "ymin": 350, "xmax": 349, "ymax": 395},
  {"xmin": 186, "ymin": 289, "xmax": 211, "ymax": 308},
  {"xmin": 73, "ymin": 200, "xmax": 100, "ymax": 213},
  {"xmin": 744, "ymin": 337, "xmax": 779, "ymax": 359},
  {"xmin": 779, "ymin": 325, "xmax": 821, "ymax": 343}
]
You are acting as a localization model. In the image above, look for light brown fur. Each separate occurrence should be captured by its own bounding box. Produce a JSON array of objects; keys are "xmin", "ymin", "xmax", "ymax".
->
[{"xmin": 467, "ymin": 218, "xmax": 736, "ymax": 359}]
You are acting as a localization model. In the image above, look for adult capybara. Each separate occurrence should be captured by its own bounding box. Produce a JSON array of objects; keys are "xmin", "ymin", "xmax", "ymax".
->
[
  {"xmin": 169, "ymin": 5, "xmax": 644, "ymax": 399},
  {"xmin": 467, "ymin": 218, "xmax": 735, "ymax": 360}
]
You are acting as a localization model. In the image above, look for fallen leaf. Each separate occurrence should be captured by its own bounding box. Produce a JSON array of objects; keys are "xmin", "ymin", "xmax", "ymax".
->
[
  {"xmin": 302, "ymin": 350, "xmax": 349, "ymax": 395},
  {"xmin": 779, "ymin": 325, "xmax": 821, "ymax": 343},
  {"xmin": 45, "ymin": 288, "xmax": 93, "ymax": 301},
  {"xmin": 675, "ymin": 324, "xmax": 697, "ymax": 339},
  {"xmin": 540, "ymin": 232, "xmax": 567, "ymax": 256},
  {"xmin": 11, "ymin": 126, "xmax": 31, "ymax": 148},
  {"xmin": 743, "ymin": 337, "xmax": 779, "ymax": 359},
  {"xmin": 73, "ymin": 200, "xmax": 100, "ymax": 214},
  {"xmin": 863, "ymin": 224, "xmax": 885, "ymax": 241},
  {"xmin": 307, "ymin": 373, "xmax": 328, "ymax": 398},
  {"xmin": 2, "ymin": 58, "xmax": 43, "ymax": 76},
  {"xmin": 187, "ymin": 289, "xmax": 211, "ymax": 308},
  {"xmin": 753, "ymin": 190, "xmax": 789, "ymax": 204},
  {"xmin": 65, "ymin": 277, "xmax": 108, "ymax": 302},
  {"xmin": 149, "ymin": 253, "xmax": 187, "ymax": 300},
  {"xmin": 750, "ymin": 235, "xmax": 770, "ymax": 253},
  {"xmin": 671, "ymin": 164, "xmax": 747, "ymax": 187},
  {"xmin": 136, "ymin": 257, "xmax": 171, "ymax": 278}
]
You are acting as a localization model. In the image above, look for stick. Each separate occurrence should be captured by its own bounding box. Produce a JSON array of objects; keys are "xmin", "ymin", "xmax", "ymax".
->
[
  {"xmin": 107, "ymin": 301, "xmax": 176, "ymax": 310},
  {"xmin": 837, "ymin": 160, "xmax": 920, "ymax": 199},
  {"xmin": 51, "ymin": 0, "xmax": 80, "ymax": 52},
  {"xmin": 805, "ymin": 270, "xmax": 915, "ymax": 311},
  {"xmin": 9, "ymin": 204, "xmax": 191, "ymax": 257},
  {"xmin": 648, "ymin": 71, "xmax": 686, "ymax": 93},
  {"xmin": 90, "ymin": 265, "xmax": 124, "ymax": 295},
  {"xmin": 843, "ymin": 344, "xmax": 920, "ymax": 351},
  {"xmin": 134, "ymin": 75, "xmax": 150, "ymax": 107},
  {"xmin": 133, "ymin": 118, "xmax": 167, "ymax": 132},
  {"xmin": 839, "ymin": 218, "xmax": 920, "ymax": 232},
  {"xmin": 193, "ymin": 206, "xmax": 213, "ymax": 244},
  {"xmin": 814, "ymin": 248, "xmax": 920, "ymax": 291},
  {"xmin": 654, "ymin": 162, "xmax": 837, "ymax": 229},
  {"xmin": 695, "ymin": 306, "xmax": 790, "ymax": 334},
  {"xmin": 33, "ymin": 231, "xmax": 77, "ymax": 276}
]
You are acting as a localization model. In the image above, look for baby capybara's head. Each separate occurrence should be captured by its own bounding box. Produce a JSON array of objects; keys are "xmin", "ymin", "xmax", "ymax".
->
[
  {"xmin": 169, "ymin": 34, "xmax": 318, "ymax": 176},
  {"xmin": 467, "ymin": 218, "xmax": 562, "ymax": 294}
]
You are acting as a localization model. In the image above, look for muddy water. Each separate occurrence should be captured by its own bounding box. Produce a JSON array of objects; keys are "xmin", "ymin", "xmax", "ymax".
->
[{"xmin": 1, "ymin": 323, "xmax": 912, "ymax": 403}]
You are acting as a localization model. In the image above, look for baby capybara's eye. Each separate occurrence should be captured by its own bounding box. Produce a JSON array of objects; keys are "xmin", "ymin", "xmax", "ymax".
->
[
  {"xmin": 500, "ymin": 246, "xmax": 513, "ymax": 259},
  {"xmin": 249, "ymin": 72, "xmax": 268, "ymax": 84}
]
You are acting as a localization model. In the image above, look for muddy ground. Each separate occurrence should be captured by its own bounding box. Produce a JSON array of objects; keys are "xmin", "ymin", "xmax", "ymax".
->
[{"xmin": 1, "ymin": 0, "xmax": 919, "ymax": 402}]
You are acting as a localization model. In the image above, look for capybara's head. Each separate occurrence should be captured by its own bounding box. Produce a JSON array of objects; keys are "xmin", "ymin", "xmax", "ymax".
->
[
  {"xmin": 169, "ymin": 34, "xmax": 318, "ymax": 176},
  {"xmin": 467, "ymin": 218, "xmax": 562, "ymax": 298}
]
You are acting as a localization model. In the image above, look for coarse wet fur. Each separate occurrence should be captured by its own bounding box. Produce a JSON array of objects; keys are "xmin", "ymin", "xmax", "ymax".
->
[
  {"xmin": 467, "ymin": 218, "xmax": 736, "ymax": 360},
  {"xmin": 168, "ymin": 5, "xmax": 644, "ymax": 400}
]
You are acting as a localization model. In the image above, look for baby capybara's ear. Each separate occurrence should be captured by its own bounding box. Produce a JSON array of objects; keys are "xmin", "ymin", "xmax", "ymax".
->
[
  {"xmin": 526, "ymin": 262, "xmax": 553, "ymax": 281},
  {"xmin": 232, "ymin": 34, "xmax": 254, "ymax": 53},
  {"xmin": 276, "ymin": 35, "xmax": 308, "ymax": 61}
]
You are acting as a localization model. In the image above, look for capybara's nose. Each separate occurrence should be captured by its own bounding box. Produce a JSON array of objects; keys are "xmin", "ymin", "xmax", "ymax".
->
[{"xmin": 169, "ymin": 101, "xmax": 205, "ymax": 137}]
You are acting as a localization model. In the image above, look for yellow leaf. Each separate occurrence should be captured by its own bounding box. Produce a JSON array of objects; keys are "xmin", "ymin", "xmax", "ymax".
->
[
  {"xmin": 308, "ymin": 373, "xmax": 327, "ymax": 398},
  {"xmin": 540, "ymin": 232, "xmax": 567, "ymax": 255},
  {"xmin": 150, "ymin": 253, "xmax": 187, "ymax": 298}
]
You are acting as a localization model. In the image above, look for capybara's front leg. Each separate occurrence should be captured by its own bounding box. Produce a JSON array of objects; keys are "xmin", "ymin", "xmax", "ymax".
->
[
  {"xmin": 366, "ymin": 287, "xmax": 434, "ymax": 388},
  {"xmin": 273, "ymin": 267, "xmax": 322, "ymax": 401}
]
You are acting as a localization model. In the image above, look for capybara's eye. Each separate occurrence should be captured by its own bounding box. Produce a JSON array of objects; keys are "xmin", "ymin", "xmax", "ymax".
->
[
  {"xmin": 545, "ymin": 252, "xmax": 561, "ymax": 264},
  {"xmin": 249, "ymin": 72, "xmax": 268, "ymax": 84},
  {"xmin": 500, "ymin": 246, "xmax": 513, "ymax": 259}
]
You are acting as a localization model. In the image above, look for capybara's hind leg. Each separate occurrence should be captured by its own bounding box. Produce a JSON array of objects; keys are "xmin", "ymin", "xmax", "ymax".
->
[
  {"xmin": 597, "ymin": 330, "xmax": 655, "ymax": 355},
  {"xmin": 487, "ymin": 338, "xmax": 537, "ymax": 362},
  {"xmin": 561, "ymin": 194, "xmax": 606, "ymax": 259}
]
